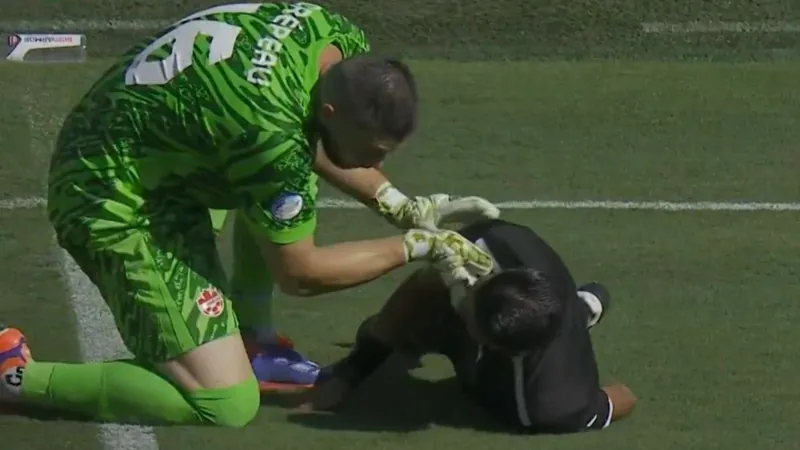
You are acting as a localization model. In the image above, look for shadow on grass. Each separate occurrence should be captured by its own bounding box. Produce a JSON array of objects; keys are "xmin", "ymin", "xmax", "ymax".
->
[
  {"xmin": 0, "ymin": 403, "xmax": 95, "ymax": 423},
  {"xmin": 3, "ymin": 353, "xmax": 510, "ymax": 433},
  {"xmin": 265, "ymin": 354, "xmax": 511, "ymax": 434}
]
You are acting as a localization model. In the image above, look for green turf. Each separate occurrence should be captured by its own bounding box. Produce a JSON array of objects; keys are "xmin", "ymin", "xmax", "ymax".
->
[
  {"xmin": 5, "ymin": 0, "xmax": 800, "ymax": 60},
  {"xmin": 1, "ymin": 59, "xmax": 799, "ymax": 450},
  {"xmin": 0, "ymin": 88, "xmax": 101, "ymax": 449}
]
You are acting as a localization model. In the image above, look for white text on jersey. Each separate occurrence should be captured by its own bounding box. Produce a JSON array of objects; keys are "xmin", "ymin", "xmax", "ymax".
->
[{"xmin": 247, "ymin": 2, "xmax": 321, "ymax": 87}]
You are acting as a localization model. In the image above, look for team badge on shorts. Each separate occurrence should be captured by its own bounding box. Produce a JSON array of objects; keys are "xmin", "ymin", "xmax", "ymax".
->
[
  {"xmin": 271, "ymin": 192, "xmax": 304, "ymax": 221},
  {"xmin": 196, "ymin": 287, "xmax": 224, "ymax": 318}
]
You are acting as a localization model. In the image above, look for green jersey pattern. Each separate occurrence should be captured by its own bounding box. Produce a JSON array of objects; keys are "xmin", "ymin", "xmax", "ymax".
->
[{"xmin": 48, "ymin": 2, "xmax": 369, "ymax": 245}]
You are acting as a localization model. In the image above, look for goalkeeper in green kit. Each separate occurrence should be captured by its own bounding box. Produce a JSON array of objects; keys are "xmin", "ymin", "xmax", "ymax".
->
[{"xmin": 0, "ymin": 2, "xmax": 499, "ymax": 427}]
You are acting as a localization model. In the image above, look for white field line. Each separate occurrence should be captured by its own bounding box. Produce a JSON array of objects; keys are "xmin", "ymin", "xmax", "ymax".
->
[
  {"xmin": 1, "ymin": 18, "xmax": 799, "ymax": 34},
  {"xmin": 2, "ymin": 195, "xmax": 800, "ymax": 212},
  {"xmin": 56, "ymin": 252, "xmax": 161, "ymax": 450},
  {"xmin": 641, "ymin": 21, "xmax": 800, "ymax": 34},
  {"xmin": 23, "ymin": 94, "xmax": 159, "ymax": 450}
]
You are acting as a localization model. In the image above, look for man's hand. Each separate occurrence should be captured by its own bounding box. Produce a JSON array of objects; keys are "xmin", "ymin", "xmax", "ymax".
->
[
  {"xmin": 291, "ymin": 375, "xmax": 352, "ymax": 412},
  {"xmin": 374, "ymin": 182, "xmax": 500, "ymax": 231},
  {"xmin": 403, "ymin": 229, "xmax": 494, "ymax": 286}
]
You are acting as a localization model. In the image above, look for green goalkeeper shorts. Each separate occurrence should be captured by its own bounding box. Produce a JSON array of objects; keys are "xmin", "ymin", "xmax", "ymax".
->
[
  {"xmin": 209, "ymin": 209, "xmax": 229, "ymax": 237},
  {"xmin": 56, "ymin": 206, "xmax": 240, "ymax": 363}
]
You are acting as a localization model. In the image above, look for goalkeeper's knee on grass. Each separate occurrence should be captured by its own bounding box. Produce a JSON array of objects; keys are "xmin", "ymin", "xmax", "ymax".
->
[
  {"xmin": 186, "ymin": 375, "xmax": 261, "ymax": 427},
  {"xmin": 4, "ymin": 359, "xmax": 260, "ymax": 427}
]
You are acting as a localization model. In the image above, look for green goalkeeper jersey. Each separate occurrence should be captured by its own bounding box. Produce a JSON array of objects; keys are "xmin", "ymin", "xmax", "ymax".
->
[{"xmin": 48, "ymin": 2, "xmax": 369, "ymax": 244}]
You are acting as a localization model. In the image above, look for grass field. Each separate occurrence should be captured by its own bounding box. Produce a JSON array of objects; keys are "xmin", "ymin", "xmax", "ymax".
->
[{"xmin": 1, "ymin": 58, "xmax": 799, "ymax": 450}]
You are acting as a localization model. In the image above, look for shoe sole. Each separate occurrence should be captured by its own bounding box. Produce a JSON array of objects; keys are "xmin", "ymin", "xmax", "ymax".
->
[{"xmin": 258, "ymin": 380, "xmax": 314, "ymax": 394}]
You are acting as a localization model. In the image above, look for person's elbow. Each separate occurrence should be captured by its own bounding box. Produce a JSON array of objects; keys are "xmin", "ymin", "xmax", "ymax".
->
[
  {"xmin": 274, "ymin": 268, "xmax": 322, "ymax": 297},
  {"xmin": 254, "ymin": 234, "xmax": 325, "ymax": 297},
  {"xmin": 279, "ymin": 284, "xmax": 318, "ymax": 297},
  {"xmin": 269, "ymin": 245, "xmax": 326, "ymax": 297}
]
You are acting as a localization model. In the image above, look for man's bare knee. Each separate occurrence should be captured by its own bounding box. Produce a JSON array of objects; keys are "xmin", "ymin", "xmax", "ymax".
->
[
  {"xmin": 153, "ymin": 333, "xmax": 260, "ymax": 427},
  {"xmin": 157, "ymin": 333, "xmax": 254, "ymax": 392}
]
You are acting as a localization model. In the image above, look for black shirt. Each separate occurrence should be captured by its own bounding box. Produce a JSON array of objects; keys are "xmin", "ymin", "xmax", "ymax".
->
[{"xmin": 456, "ymin": 219, "xmax": 611, "ymax": 433}]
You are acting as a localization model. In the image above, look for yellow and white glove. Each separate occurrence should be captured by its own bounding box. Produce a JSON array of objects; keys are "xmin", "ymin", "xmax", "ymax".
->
[
  {"xmin": 403, "ymin": 229, "xmax": 494, "ymax": 287},
  {"xmin": 374, "ymin": 182, "xmax": 500, "ymax": 231}
]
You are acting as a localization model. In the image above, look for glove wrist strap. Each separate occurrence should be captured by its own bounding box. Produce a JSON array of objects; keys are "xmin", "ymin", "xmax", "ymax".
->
[
  {"xmin": 402, "ymin": 230, "xmax": 433, "ymax": 262},
  {"xmin": 373, "ymin": 182, "xmax": 409, "ymax": 216}
]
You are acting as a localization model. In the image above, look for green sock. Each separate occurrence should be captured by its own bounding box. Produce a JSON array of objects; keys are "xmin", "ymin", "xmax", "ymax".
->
[
  {"xmin": 21, "ymin": 360, "xmax": 202, "ymax": 425},
  {"xmin": 230, "ymin": 212, "xmax": 275, "ymax": 331}
]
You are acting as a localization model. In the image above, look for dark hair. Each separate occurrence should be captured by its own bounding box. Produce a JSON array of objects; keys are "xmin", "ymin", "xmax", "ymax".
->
[
  {"xmin": 336, "ymin": 55, "xmax": 418, "ymax": 141},
  {"xmin": 472, "ymin": 268, "xmax": 564, "ymax": 355}
]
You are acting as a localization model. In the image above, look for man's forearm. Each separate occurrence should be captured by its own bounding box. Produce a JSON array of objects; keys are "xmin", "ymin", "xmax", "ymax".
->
[
  {"xmin": 282, "ymin": 236, "xmax": 407, "ymax": 296},
  {"xmin": 313, "ymin": 147, "xmax": 388, "ymax": 204},
  {"xmin": 328, "ymin": 167, "xmax": 388, "ymax": 205}
]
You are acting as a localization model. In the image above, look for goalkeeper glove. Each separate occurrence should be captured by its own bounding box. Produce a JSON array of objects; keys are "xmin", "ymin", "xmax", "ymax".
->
[
  {"xmin": 402, "ymin": 229, "xmax": 494, "ymax": 285},
  {"xmin": 373, "ymin": 182, "xmax": 500, "ymax": 231}
]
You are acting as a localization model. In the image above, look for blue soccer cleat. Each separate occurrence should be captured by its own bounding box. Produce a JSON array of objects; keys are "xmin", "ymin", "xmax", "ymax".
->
[{"xmin": 250, "ymin": 344, "xmax": 319, "ymax": 393}]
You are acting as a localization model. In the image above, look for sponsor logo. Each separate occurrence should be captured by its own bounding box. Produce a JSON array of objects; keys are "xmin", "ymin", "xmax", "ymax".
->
[
  {"xmin": 22, "ymin": 35, "xmax": 77, "ymax": 44},
  {"xmin": 6, "ymin": 33, "xmax": 84, "ymax": 61}
]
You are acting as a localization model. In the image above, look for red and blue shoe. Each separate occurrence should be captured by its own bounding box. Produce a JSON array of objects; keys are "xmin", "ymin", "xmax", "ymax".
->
[
  {"xmin": 0, "ymin": 326, "xmax": 31, "ymax": 400},
  {"xmin": 244, "ymin": 333, "xmax": 319, "ymax": 393}
]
